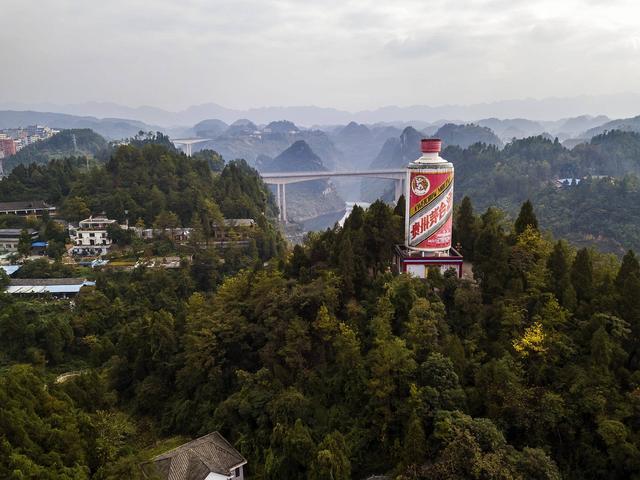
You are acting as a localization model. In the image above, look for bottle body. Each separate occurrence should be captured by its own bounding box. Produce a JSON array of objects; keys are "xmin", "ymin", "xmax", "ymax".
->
[{"xmin": 405, "ymin": 150, "xmax": 454, "ymax": 253}]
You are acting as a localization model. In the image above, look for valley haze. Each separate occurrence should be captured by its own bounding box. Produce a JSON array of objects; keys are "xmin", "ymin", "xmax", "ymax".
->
[{"xmin": 3, "ymin": 94, "xmax": 640, "ymax": 127}]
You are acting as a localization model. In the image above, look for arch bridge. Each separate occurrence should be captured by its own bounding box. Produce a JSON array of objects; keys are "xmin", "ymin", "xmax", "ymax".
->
[{"xmin": 261, "ymin": 169, "xmax": 406, "ymax": 222}]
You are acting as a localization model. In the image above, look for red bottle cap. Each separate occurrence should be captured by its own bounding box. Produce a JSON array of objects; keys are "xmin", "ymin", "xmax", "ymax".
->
[{"xmin": 421, "ymin": 138, "xmax": 441, "ymax": 153}]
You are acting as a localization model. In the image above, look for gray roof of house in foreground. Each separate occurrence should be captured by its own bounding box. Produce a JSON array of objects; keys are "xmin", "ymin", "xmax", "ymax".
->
[
  {"xmin": 9, "ymin": 278, "xmax": 86, "ymax": 286},
  {"xmin": 0, "ymin": 228, "xmax": 37, "ymax": 236},
  {"xmin": 5, "ymin": 278, "xmax": 93, "ymax": 295},
  {"xmin": 141, "ymin": 432, "xmax": 247, "ymax": 480},
  {"xmin": 0, "ymin": 200, "xmax": 55, "ymax": 211}
]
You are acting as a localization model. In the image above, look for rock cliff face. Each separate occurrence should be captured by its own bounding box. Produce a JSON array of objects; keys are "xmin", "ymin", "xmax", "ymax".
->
[
  {"xmin": 261, "ymin": 141, "xmax": 345, "ymax": 223},
  {"xmin": 361, "ymin": 126, "xmax": 423, "ymax": 202},
  {"xmin": 260, "ymin": 140, "xmax": 325, "ymax": 173}
]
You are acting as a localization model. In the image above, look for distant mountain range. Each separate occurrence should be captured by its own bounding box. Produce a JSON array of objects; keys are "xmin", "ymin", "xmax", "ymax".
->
[
  {"xmin": 3, "ymin": 93, "xmax": 640, "ymax": 126},
  {"xmin": 580, "ymin": 115, "xmax": 640, "ymax": 139}
]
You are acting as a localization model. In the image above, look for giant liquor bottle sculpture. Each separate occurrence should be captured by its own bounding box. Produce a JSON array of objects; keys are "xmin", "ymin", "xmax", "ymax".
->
[
  {"xmin": 394, "ymin": 138, "xmax": 463, "ymax": 278},
  {"xmin": 405, "ymin": 138, "xmax": 454, "ymax": 252}
]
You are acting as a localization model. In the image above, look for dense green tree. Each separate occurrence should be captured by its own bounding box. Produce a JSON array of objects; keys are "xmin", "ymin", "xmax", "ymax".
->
[
  {"xmin": 17, "ymin": 228, "xmax": 33, "ymax": 257},
  {"xmin": 547, "ymin": 240, "xmax": 576, "ymax": 309},
  {"xmin": 308, "ymin": 431, "xmax": 351, "ymax": 480},
  {"xmin": 473, "ymin": 208, "xmax": 511, "ymax": 299},
  {"xmin": 453, "ymin": 195, "xmax": 478, "ymax": 259},
  {"xmin": 514, "ymin": 199, "xmax": 539, "ymax": 234},
  {"xmin": 616, "ymin": 250, "xmax": 640, "ymax": 289},
  {"xmin": 571, "ymin": 248, "xmax": 594, "ymax": 304}
]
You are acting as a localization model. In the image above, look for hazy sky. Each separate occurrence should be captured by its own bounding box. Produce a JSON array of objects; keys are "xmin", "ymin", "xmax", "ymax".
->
[{"xmin": 2, "ymin": 0, "xmax": 640, "ymax": 111}]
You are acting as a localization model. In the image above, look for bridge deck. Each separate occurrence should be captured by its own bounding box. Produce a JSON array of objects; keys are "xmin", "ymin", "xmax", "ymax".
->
[{"xmin": 261, "ymin": 169, "xmax": 405, "ymax": 184}]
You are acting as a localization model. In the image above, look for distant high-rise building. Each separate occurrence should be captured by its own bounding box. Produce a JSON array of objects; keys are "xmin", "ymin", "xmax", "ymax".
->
[{"xmin": 0, "ymin": 138, "xmax": 16, "ymax": 157}]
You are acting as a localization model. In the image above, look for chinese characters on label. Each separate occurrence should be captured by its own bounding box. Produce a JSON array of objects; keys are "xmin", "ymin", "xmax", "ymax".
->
[{"xmin": 410, "ymin": 189, "xmax": 453, "ymax": 241}]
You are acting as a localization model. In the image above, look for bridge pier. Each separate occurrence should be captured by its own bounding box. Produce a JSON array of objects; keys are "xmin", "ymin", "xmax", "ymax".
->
[
  {"xmin": 394, "ymin": 178, "xmax": 405, "ymax": 203},
  {"xmin": 171, "ymin": 138, "xmax": 211, "ymax": 157},
  {"xmin": 275, "ymin": 183, "xmax": 288, "ymax": 223},
  {"xmin": 281, "ymin": 184, "xmax": 287, "ymax": 223}
]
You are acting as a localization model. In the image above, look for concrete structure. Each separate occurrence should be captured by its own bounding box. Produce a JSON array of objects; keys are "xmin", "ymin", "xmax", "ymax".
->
[
  {"xmin": 0, "ymin": 228, "xmax": 38, "ymax": 253},
  {"xmin": 172, "ymin": 138, "xmax": 211, "ymax": 156},
  {"xmin": 132, "ymin": 226, "xmax": 194, "ymax": 243},
  {"xmin": 69, "ymin": 216, "xmax": 117, "ymax": 256},
  {"xmin": 0, "ymin": 138, "xmax": 16, "ymax": 157},
  {"xmin": 141, "ymin": 432, "xmax": 247, "ymax": 480},
  {"xmin": 394, "ymin": 139, "xmax": 463, "ymax": 278},
  {"xmin": 0, "ymin": 200, "xmax": 56, "ymax": 217},
  {"xmin": 261, "ymin": 169, "xmax": 405, "ymax": 222},
  {"xmin": 5, "ymin": 278, "xmax": 94, "ymax": 297},
  {"xmin": 394, "ymin": 244, "xmax": 463, "ymax": 278}
]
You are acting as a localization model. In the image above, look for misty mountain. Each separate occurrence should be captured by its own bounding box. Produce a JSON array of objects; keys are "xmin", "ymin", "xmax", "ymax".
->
[
  {"xmin": 225, "ymin": 119, "xmax": 259, "ymax": 136},
  {"xmin": 195, "ymin": 122, "xmax": 341, "ymax": 169},
  {"xmin": 580, "ymin": 115, "xmax": 640, "ymax": 139},
  {"xmin": 361, "ymin": 126, "xmax": 423, "ymax": 201},
  {"xmin": 552, "ymin": 115, "xmax": 610, "ymax": 137},
  {"xmin": 0, "ymin": 110, "xmax": 157, "ymax": 140},
  {"xmin": 193, "ymin": 119, "xmax": 228, "ymax": 138},
  {"xmin": 476, "ymin": 118, "xmax": 545, "ymax": 141},
  {"xmin": 329, "ymin": 122, "xmax": 396, "ymax": 170},
  {"xmin": 260, "ymin": 141, "xmax": 344, "ymax": 222},
  {"xmin": 436, "ymin": 123, "xmax": 503, "ymax": 148},
  {"xmin": 263, "ymin": 120, "xmax": 300, "ymax": 134},
  {"xmin": 369, "ymin": 126, "xmax": 423, "ymax": 170},
  {"xmin": 6, "ymin": 93, "xmax": 640, "ymax": 127},
  {"xmin": 259, "ymin": 140, "xmax": 325, "ymax": 172}
]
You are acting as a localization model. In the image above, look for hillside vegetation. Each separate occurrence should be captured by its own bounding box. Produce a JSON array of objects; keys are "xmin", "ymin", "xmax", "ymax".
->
[
  {"xmin": 2, "ymin": 185, "xmax": 640, "ymax": 478},
  {"xmin": 448, "ymin": 131, "xmax": 640, "ymax": 253},
  {"xmin": 5, "ymin": 129, "xmax": 110, "ymax": 171}
]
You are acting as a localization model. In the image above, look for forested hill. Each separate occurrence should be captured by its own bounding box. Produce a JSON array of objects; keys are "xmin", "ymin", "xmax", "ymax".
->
[
  {"xmin": 3, "ymin": 192, "xmax": 640, "ymax": 478},
  {"xmin": 449, "ymin": 130, "xmax": 640, "ymax": 253},
  {"xmin": 0, "ymin": 142, "xmax": 283, "ymax": 258},
  {"xmin": 5, "ymin": 129, "xmax": 110, "ymax": 171},
  {"xmin": 435, "ymin": 122, "xmax": 503, "ymax": 148}
]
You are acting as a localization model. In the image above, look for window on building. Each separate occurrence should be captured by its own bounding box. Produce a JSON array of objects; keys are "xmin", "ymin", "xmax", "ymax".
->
[{"xmin": 235, "ymin": 467, "xmax": 240, "ymax": 477}]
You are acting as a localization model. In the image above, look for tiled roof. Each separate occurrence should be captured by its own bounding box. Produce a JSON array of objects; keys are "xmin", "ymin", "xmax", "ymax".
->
[
  {"xmin": 9, "ymin": 278, "xmax": 86, "ymax": 286},
  {"xmin": 0, "ymin": 228, "xmax": 37, "ymax": 236},
  {"xmin": 141, "ymin": 432, "xmax": 246, "ymax": 480},
  {"xmin": 0, "ymin": 200, "xmax": 54, "ymax": 211}
]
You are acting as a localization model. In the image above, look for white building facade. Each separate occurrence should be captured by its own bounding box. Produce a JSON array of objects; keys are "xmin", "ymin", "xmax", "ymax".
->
[{"xmin": 69, "ymin": 216, "xmax": 117, "ymax": 256}]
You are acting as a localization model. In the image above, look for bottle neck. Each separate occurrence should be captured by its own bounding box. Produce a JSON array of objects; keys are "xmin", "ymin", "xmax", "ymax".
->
[{"xmin": 414, "ymin": 152, "xmax": 444, "ymax": 163}]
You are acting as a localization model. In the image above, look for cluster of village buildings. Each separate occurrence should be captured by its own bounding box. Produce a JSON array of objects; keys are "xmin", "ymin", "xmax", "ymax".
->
[
  {"xmin": 0, "ymin": 125, "xmax": 59, "ymax": 159},
  {"xmin": 0, "ymin": 200, "xmax": 256, "ymax": 256},
  {"xmin": 0, "ymin": 199, "xmax": 257, "ymax": 298}
]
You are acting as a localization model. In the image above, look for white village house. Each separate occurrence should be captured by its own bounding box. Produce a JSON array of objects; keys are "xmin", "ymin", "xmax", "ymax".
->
[{"xmin": 69, "ymin": 216, "xmax": 117, "ymax": 256}]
